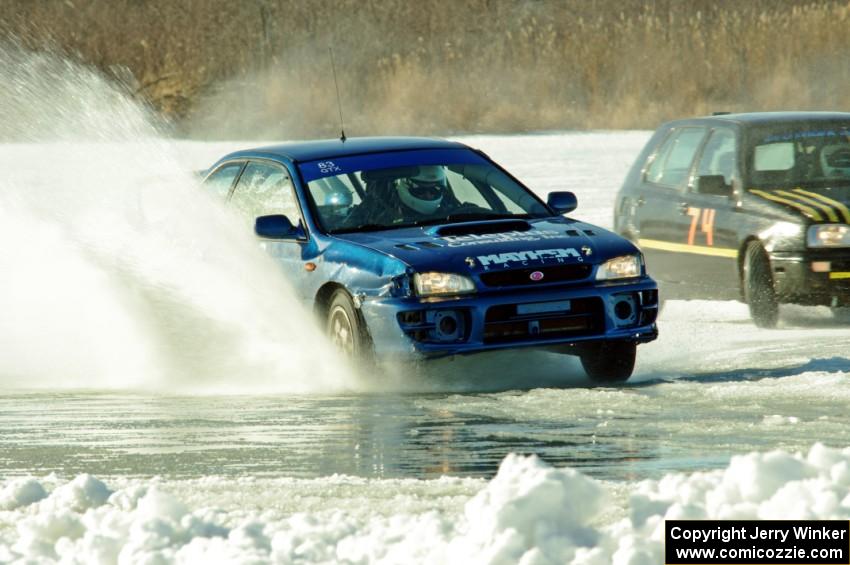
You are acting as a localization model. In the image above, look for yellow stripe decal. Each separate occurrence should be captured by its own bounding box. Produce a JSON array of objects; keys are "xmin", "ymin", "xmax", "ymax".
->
[
  {"xmin": 792, "ymin": 188, "xmax": 850, "ymax": 223},
  {"xmin": 638, "ymin": 238, "xmax": 738, "ymax": 258},
  {"xmin": 749, "ymin": 189, "xmax": 824, "ymax": 221},
  {"xmin": 776, "ymin": 190, "xmax": 839, "ymax": 222},
  {"xmin": 829, "ymin": 272, "xmax": 850, "ymax": 280}
]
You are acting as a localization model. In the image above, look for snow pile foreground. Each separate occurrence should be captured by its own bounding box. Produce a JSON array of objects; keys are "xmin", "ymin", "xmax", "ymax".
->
[{"xmin": 3, "ymin": 445, "xmax": 850, "ymax": 563}]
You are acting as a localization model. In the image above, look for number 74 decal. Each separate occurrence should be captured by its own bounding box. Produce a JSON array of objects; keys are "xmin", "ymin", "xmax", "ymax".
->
[{"xmin": 687, "ymin": 207, "xmax": 716, "ymax": 246}]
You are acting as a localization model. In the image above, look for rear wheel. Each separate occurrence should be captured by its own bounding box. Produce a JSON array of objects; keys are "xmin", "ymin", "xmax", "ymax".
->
[
  {"xmin": 743, "ymin": 241, "xmax": 779, "ymax": 328},
  {"xmin": 831, "ymin": 307, "xmax": 850, "ymax": 323},
  {"xmin": 579, "ymin": 341, "xmax": 636, "ymax": 383},
  {"xmin": 326, "ymin": 290, "xmax": 372, "ymax": 362}
]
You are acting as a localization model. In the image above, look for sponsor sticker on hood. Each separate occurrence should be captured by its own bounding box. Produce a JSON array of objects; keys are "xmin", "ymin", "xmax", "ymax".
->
[
  {"xmin": 440, "ymin": 230, "xmax": 563, "ymax": 248},
  {"xmin": 476, "ymin": 247, "xmax": 582, "ymax": 269}
]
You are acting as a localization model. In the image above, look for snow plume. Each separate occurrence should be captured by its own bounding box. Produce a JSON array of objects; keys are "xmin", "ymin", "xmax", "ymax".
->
[
  {"xmin": 2, "ymin": 444, "xmax": 850, "ymax": 563},
  {"xmin": 0, "ymin": 44, "xmax": 354, "ymax": 392}
]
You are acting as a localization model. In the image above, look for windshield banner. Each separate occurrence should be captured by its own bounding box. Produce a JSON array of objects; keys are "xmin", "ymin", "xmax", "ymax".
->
[{"xmin": 298, "ymin": 149, "xmax": 488, "ymax": 182}]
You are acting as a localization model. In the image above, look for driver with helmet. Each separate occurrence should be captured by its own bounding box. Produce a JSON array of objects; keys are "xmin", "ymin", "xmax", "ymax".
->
[
  {"xmin": 395, "ymin": 166, "xmax": 447, "ymax": 216},
  {"xmin": 343, "ymin": 165, "xmax": 452, "ymax": 228}
]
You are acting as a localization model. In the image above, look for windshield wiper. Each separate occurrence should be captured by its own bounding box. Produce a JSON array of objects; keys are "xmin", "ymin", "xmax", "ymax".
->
[
  {"xmin": 330, "ymin": 223, "xmax": 392, "ymax": 234},
  {"xmin": 446, "ymin": 212, "xmax": 519, "ymax": 222},
  {"xmin": 332, "ymin": 213, "xmax": 532, "ymax": 233},
  {"xmin": 415, "ymin": 212, "xmax": 529, "ymax": 227},
  {"xmin": 796, "ymin": 178, "xmax": 850, "ymax": 188}
]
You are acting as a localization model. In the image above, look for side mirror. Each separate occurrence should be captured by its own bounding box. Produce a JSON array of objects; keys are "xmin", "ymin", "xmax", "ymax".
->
[
  {"xmin": 547, "ymin": 191, "xmax": 578, "ymax": 214},
  {"xmin": 696, "ymin": 175, "xmax": 733, "ymax": 197},
  {"xmin": 255, "ymin": 214, "xmax": 302, "ymax": 240}
]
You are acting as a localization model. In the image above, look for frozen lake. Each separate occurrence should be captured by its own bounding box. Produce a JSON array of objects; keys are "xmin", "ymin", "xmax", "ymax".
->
[
  {"xmin": 2, "ymin": 132, "xmax": 850, "ymax": 563},
  {"xmin": 3, "ymin": 133, "xmax": 849, "ymax": 483}
]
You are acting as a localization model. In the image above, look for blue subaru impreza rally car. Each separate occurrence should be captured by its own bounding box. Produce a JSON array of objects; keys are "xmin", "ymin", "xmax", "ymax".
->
[{"xmin": 203, "ymin": 137, "xmax": 658, "ymax": 382}]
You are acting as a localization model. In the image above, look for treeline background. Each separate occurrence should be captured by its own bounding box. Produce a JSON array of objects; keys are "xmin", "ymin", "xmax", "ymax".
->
[{"xmin": 3, "ymin": 0, "xmax": 849, "ymax": 138}]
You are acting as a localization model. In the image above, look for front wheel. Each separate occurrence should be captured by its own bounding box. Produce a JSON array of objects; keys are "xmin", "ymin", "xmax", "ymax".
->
[
  {"xmin": 743, "ymin": 241, "xmax": 779, "ymax": 328},
  {"xmin": 326, "ymin": 290, "xmax": 373, "ymax": 362},
  {"xmin": 579, "ymin": 341, "xmax": 636, "ymax": 383}
]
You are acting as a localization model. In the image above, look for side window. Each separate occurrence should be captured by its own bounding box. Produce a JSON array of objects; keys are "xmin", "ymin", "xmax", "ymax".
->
[
  {"xmin": 204, "ymin": 162, "xmax": 244, "ymax": 198},
  {"xmin": 646, "ymin": 127, "xmax": 708, "ymax": 188},
  {"xmin": 230, "ymin": 161, "xmax": 302, "ymax": 225},
  {"xmin": 754, "ymin": 143, "xmax": 795, "ymax": 172},
  {"xmin": 307, "ymin": 175, "xmax": 362, "ymax": 231},
  {"xmin": 696, "ymin": 129, "xmax": 737, "ymax": 185}
]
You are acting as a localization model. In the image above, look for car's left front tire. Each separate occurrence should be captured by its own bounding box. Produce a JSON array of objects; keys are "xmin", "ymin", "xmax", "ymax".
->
[{"xmin": 326, "ymin": 289, "xmax": 373, "ymax": 363}]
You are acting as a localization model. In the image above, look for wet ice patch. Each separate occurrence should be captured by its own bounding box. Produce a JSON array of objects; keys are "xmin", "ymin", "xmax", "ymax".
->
[
  {"xmin": 762, "ymin": 414, "xmax": 801, "ymax": 426},
  {"xmin": 4, "ymin": 445, "xmax": 850, "ymax": 563}
]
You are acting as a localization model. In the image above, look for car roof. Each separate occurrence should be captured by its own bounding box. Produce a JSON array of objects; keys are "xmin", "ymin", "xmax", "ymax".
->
[
  {"xmin": 671, "ymin": 111, "xmax": 850, "ymax": 128},
  {"xmin": 219, "ymin": 136, "xmax": 469, "ymax": 164}
]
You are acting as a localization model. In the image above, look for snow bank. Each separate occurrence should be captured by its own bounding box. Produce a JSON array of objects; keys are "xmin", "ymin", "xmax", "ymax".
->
[{"xmin": 3, "ymin": 444, "xmax": 850, "ymax": 564}]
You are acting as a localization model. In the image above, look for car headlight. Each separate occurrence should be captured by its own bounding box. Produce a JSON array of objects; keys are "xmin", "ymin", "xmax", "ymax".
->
[
  {"xmin": 413, "ymin": 272, "xmax": 476, "ymax": 296},
  {"xmin": 596, "ymin": 254, "xmax": 642, "ymax": 280},
  {"xmin": 807, "ymin": 224, "xmax": 850, "ymax": 247}
]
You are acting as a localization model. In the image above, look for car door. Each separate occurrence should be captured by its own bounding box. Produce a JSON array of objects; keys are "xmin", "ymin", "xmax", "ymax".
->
[
  {"xmin": 680, "ymin": 127, "xmax": 742, "ymax": 299},
  {"xmin": 229, "ymin": 160, "xmax": 312, "ymax": 301},
  {"xmin": 632, "ymin": 126, "xmax": 709, "ymax": 292}
]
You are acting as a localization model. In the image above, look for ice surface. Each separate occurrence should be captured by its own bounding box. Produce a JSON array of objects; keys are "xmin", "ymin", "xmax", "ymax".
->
[{"xmin": 4, "ymin": 445, "xmax": 850, "ymax": 564}]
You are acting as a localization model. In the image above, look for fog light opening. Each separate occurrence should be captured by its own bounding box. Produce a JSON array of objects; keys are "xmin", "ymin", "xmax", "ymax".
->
[
  {"xmin": 614, "ymin": 300, "xmax": 633, "ymax": 320},
  {"xmin": 439, "ymin": 315, "xmax": 458, "ymax": 335},
  {"xmin": 433, "ymin": 310, "xmax": 463, "ymax": 342},
  {"xmin": 612, "ymin": 294, "xmax": 638, "ymax": 328}
]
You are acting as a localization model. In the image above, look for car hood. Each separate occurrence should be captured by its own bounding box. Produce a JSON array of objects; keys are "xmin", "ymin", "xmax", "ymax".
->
[
  {"xmin": 330, "ymin": 217, "xmax": 639, "ymax": 275},
  {"xmin": 747, "ymin": 185, "xmax": 850, "ymax": 223}
]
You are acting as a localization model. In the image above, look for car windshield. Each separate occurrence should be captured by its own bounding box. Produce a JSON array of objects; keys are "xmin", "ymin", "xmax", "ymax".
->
[
  {"xmin": 298, "ymin": 149, "xmax": 550, "ymax": 234},
  {"xmin": 748, "ymin": 121, "xmax": 850, "ymax": 189}
]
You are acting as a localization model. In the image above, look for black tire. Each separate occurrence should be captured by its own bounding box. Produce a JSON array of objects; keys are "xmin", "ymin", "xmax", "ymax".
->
[
  {"xmin": 579, "ymin": 341, "xmax": 636, "ymax": 383},
  {"xmin": 743, "ymin": 241, "xmax": 779, "ymax": 328},
  {"xmin": 326, "ymin": 290, "xmax": 373, "ymax": 362}
]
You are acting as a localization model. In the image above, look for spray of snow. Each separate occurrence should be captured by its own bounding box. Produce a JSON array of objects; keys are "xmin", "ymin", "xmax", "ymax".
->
[{"xmin": 0, "ymin": 44, "xmax": 354, "ymax": 393}]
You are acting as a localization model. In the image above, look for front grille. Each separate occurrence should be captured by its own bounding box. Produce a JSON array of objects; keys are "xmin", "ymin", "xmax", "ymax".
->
[
  {"xmin": 483, "ymin": 297, "xmax": 604, "ymax": 344},
  {"xmin": 479, "ymin": 264, "xmax": 592, "ymax": 287}
]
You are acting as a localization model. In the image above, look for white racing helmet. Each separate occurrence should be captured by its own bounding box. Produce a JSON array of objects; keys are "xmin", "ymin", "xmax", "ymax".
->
[{"xmin": 397, "ymin": 166, "xmax": 447, "ymax": 214}]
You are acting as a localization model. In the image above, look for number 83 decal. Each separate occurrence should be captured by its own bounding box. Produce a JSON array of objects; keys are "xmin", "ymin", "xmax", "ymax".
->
[{"xmin": 686, "ymin": 206, "xmax": 716, "ymax": 246}]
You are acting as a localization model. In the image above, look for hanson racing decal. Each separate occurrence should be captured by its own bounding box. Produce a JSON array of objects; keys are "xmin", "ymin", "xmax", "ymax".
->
[{"xmin": 477, "ymin": 247, "xmax": 581, "ymax": 269}]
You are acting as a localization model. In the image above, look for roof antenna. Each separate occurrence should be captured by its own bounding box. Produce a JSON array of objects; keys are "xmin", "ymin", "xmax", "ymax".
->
[{"xmin": 329, "ymin": 46, "xmax": 346, "ymax": 142}]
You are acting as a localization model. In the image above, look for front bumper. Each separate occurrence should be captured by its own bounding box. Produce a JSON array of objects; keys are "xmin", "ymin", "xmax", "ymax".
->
[
  {"xmin": 359, "ymin": 277, "xmax": 659, "ymax": 361},
  {"xmin": 771, "ymin": 250, "xmax": 850, "ymax": 306}
]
